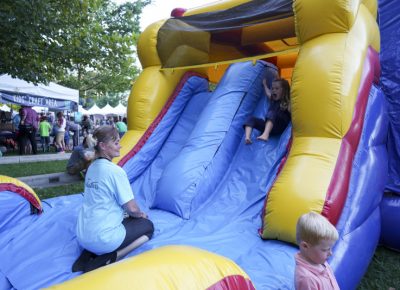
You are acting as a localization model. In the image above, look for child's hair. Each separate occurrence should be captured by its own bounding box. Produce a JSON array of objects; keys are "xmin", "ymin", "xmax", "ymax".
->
[
  {"xmin": 273, "ymin": 78, "xmax": 290, "ymax": 111},
  {"xmin": 92, "ymin": 125, "xmax": 119, "ymax": 152},
  {"xmin": 296, "ymin": 212, "xmax": 339, "ymax": 245}
]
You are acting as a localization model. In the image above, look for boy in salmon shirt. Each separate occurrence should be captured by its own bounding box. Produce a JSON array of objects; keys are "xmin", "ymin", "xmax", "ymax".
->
[{"xmin": 295, "ymin": 212, "xmax": 340, "ymax": 290}]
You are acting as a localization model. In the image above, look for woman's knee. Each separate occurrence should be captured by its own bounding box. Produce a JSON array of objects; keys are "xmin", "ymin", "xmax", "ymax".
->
[
  {"xmin": 142, "ymin": 218, "xmax": 154, "ymax": 239},
  {"xmin": 124, "ymin": 217, "xmax": 154, "ymax": 240}
]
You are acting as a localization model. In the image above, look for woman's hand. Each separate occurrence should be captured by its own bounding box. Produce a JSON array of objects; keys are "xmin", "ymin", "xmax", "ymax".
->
[
  {"xmin": 123, "ymin": 200, "xmax": 148, "ymax": 219},
  {"xmin": 130, "ymin": 211, "xmax": 147, "ymax": 219}
]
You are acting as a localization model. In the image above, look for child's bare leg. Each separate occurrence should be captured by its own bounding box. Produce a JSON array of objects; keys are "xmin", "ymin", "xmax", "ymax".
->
[
  {"xmin": 244, "ymin": 126, "xmax": 253, "ymax": 144},
  {"xmin": 257, "ymin": 120, "xmax": 273, "ymax": 141}
]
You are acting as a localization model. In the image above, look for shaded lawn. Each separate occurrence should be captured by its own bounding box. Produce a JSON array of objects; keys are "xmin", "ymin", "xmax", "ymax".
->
[
  {"xmin": 35, "ymin": 182, "xmax": 84, "ymax": 200},
  {"xmin": 0, "ymin": 160, "xmax": 68, "ymax": 177},
  {"xmin": 358, "ymin": 246, "xmax": 400, "ymax": 289}
]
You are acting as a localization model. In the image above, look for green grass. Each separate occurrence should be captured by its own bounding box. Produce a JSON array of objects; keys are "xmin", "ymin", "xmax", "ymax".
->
[
  {"xmin": 3, "ymin": 160, "xmax": 400, "ymax": 288},
  {"xmin": 34, "ymin": 182, "xmax": 84, "ymax": 200},
  {"xmin": 358, "ymin": 247, "xmax": 400, "ymax": 289},
  {"xmin": 0, "ymin": 160, "xmax": 68, "ymax": 177}
]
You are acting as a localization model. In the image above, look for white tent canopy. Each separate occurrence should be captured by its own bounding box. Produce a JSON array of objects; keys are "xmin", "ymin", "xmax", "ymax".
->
[
  {"xmin": 86, "ymin": 104, "xmax": 104, "ymax": 115},
  {"xmin": 114, "ymin": 103, "xmax": 127, "ymax": 116},
  {"xmin": 84, "ymin": 103, "xmax": 127, "ymax": 116},
  {"xmin": 0, "ymin": 74, "xmax": 79, "ymax": 109},
  {"xmin": 101, "ymin": 104, "xmax": 116, "ymax": 115},
  {"xmin": 78, "ymin": 105, "xmax": 89, "ymax": 115}
]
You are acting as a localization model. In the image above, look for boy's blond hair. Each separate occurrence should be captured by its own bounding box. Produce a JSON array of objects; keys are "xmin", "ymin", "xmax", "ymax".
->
[{"xmin": 296, "ymin": 212, "xmax": 339, "ymax": 245}]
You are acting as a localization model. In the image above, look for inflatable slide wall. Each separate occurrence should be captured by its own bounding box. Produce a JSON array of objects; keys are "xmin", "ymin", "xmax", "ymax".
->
[{"xmin": 1, "ymin": 0, "xmax": 398, "ymax": 289}]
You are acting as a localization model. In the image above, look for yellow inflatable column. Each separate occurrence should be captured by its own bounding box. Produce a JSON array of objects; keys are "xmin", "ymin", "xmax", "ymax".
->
[{"xmin": 260, "ymin": 0, "xmax": 380, "ymax": 244}]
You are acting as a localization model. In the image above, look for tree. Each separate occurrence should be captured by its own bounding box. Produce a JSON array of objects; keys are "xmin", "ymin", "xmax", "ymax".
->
[{"xmin": 0, "ymin": 0, "xmax": 150, "ymax": 102}]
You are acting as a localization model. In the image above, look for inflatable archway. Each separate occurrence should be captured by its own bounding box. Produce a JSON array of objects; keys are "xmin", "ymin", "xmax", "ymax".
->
[{"xmin": 0, "ymin": 175, "xmax": 42, "ymax": 214}]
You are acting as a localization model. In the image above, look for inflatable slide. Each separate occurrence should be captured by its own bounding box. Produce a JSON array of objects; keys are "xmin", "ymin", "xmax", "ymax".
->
[{"xmin": 1, "ymin": 0, "xmax": 399, "ymax": 289}]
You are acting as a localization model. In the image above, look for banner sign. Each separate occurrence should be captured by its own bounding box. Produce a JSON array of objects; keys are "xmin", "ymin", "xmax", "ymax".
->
[{"xmin": 0, "ymin": 90, "xmax": 77, "ymax": 110}]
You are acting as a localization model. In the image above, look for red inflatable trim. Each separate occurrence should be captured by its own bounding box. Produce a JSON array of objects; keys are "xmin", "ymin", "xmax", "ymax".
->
[
  {"xmin": 206, "ymin": 275, "xmax": 255, "ymax": 290},
  {"xmin": 118, "ymin": 72, "xmax": 207, "ymax": 167},
  {"xmin": 0, "ymin": 183, "xmax": 42, "ymax": 213},
  {"xmin": 322, "ymin": 47, "xmax": 380, "ymax": 225}
]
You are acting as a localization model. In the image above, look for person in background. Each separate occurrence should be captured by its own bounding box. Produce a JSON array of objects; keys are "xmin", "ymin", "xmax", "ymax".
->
[
  {"xmin": 55, "ymin": 111, "xmax": 66, "ymax": 153},
  {"xmin": 18, "ymin": 106, "xmax": 39, "ymax": 155},
  {"xmin": 39, "ymin": 116, "xmax": 52, "ymax": 152},
  {"xmin": 64, "ymin": 118, "xmax": 71, "ymax": 151},
  {"xmin": 295, "ymin": 212, "xmax": 340, "ymax": 290},
  {"xmin": 68, "ymin": 117, "xmax": 81, "ymax": 149},
  {"xmin": 47, "ymin": 112, "xmax": 55, "ymax": 125},
  {"xmin": 12, "ymin": 112, "xmax": 20, "ymax": 131},
  {"xmin": 12, "ymin": 112, "xmax": 21, "ymax": 149},
  {"xmin": 72, "ymin": 126, "xmax": 154, "ymax": 273},
  {"xmin": 81, "ymin": 115, "xmax": 92, "ymax": 136},
  {"xmin": 115, "ymin": 116, "xmax": 127, "ymax": 138},
  {"xmin": 66, "ymin": 134, "xmax": 96, "ymax": 178}
]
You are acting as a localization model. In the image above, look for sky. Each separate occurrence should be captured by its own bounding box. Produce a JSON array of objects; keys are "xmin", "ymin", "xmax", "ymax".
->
[{"xmin": 113, "ymin": 0, "xmax": 217, "ymax": 30}]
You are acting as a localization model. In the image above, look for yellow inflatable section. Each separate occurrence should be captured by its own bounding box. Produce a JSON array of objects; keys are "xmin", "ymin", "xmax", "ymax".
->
[
  {"xmin": 261, "ymin": 0, "xmax": 380, "ymax": 243},
  {"xmin": 0, "ymin": 175, "xmax": 42, "ymax": 214},
  {"xmin": 48, "ymin": 246, "xmax": 255, "ymax": 290}
]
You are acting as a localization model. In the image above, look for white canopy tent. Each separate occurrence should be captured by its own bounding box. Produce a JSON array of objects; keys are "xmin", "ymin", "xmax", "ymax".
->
[
  {"xmin": 78, "ymin": 105, "xmax": 89, "ymax": 115},
  {"xmin": 85, "ymin": 103, "xmax": 127, "ymax": 116},
  {"xmin": 86, "ymin": 104, "xmax": 104, "ymax": 115},
  {"xmin": 114, "ymin": 103, "xmax": 127, "ymax": 116},
  {"xmin": 0, "ymin": 74, "xmax": 79, "ymax": 110},
  {"xmin": 101, "ymin": 104, "xmax": 116, "ymax": 115}
]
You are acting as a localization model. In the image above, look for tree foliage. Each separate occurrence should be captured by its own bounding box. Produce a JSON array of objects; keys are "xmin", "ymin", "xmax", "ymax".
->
[{"xmin": 0, "ymin": 0, "xmax": 150, "ymax": 103}]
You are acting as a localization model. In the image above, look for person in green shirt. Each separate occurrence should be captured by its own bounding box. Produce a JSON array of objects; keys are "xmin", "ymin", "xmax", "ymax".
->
[
  {"xmin": 39, "ymin": 116, "xmax": 52, "ymax": 152},
  {"xmin": 115, "ymin": 117, "xmax": 127, "ymax": 138}
]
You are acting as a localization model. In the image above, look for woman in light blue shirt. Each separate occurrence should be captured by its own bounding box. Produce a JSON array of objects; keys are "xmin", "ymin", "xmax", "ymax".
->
[{"xmin": 73, "ymin": 126, "xmax": 154, "ymax": 273}]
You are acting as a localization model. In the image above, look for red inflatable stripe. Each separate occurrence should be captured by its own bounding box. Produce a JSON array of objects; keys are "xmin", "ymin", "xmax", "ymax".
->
[
  {"xmin": 118, "ymin": 72, "xmax": 207, "ymax": 167},
  {"xmin": 322, "ymin": 47, "xmax": 380, "ymax": 224},
  {"xmin": 206, "ymin": 275, "xmax": 255, "ymax": 290}
]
